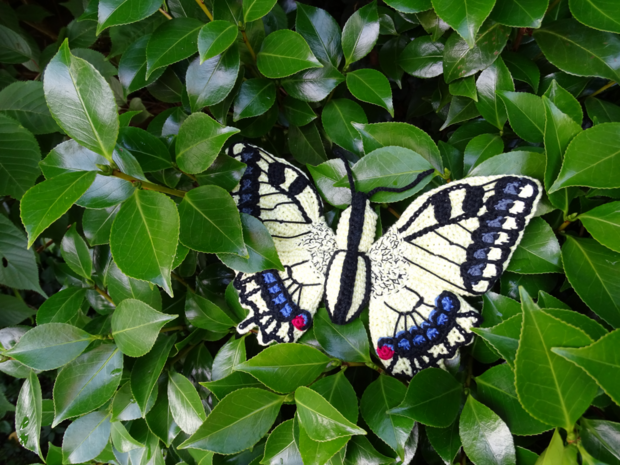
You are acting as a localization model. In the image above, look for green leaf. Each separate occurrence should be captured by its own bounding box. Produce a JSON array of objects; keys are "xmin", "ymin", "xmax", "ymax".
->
[
  {"xmin": 311, "ymin": 371, "xmax": 358, "ymax": 424},
  {"xmin": 552, "ymin": 123, "xmax": 620, "ymax": 191},
  {"xmin": 497, "ymin": 91, "xmax": 544, "ymax": 143},
  {"xmin": 257, "ymin": 30, "xmax": 322, "ymax": 79},
  {"xmin": 570, "ymin": 0, "xmax": 620, "ymax": 33},
  {"xmin": 283, "ymin": 96, "xmax": 317, "ymax": 127},
  {"xmin": 490, "ymin": 0, "xmax": 548, "ymax": 28},
  {"xmin": 146, "ymin": 18, "xmax": 203, "ymax": 78},
  {"xmin": 243, "ymin": 0, "xmax": 276, "ymax": 23},
  {"xmin": 562, "ymin": 236, "xmax": 620, "ymax": 328},
  {"xmin": 580, "ymin": 202, "xmax": 620, "ymax": 253},
  {"xmin": 295, "ymin": 3, "xmax": 343, "ymax": 68},
  {"xmin": 111, "ymin": 382, "xmax": 141, "ymax": 422},
  {"xmin": 62, "ymin": 410, "xmax": 111, "ymax": 464},
  {"xmin": 534, "ymin": 19, "xmax": 620, "ymax": 82},
  {"xmin": 131, "ymin": 334, "xmax": 176, "ymax": 416},
  {"xmin": 187, "ymin": 45, "xmax": 240, "ymax": 111},
  {"xmin": 463, "ymin": 133, "xmax": 504, "ymax": 174},
  {"xmin": 338, "ymin": 146, "xmax": 434, "ymax": 203},
  {"xmin": 459, "ymin": 395, "xmax": 516, "ymax": 465},
  {"xmin": 449, "ymin": 76, "xmax": 477, "ymax": 101},
  {"xmin": 179, "ymin": 388, "xmax": 284, "ymax": 454},
  {"xmin": 506, "ymin": 218, "xmax": 562, "ymax": 274},
  {"xmin": 361, "ymin": 375, "xmax": 414, "ymax": 459},
  {"xmin": 586, "ymin": 98, "xmax": 620, "ymax": 125},
  {"xmin": 388, "ymin": 368, "xmax": 461, "ymax": 428},
  {"xmin": 110, "ymin": 421, "xmax": 143, "ymax": 453},
  {"xmin": 314, "ymin": 308, "xmax": 370, "ymax": 362},
  {"xmin": 475, "ymin": 57, "xmax": 514, "ymax": 129},
  {"xmin": 514, "ymin": 288, "xmax": 598, "ymax": 429},
  {"xmin": 544, "ymin": 80, "xmax": 583, "ymax": 126},
  {"xmin": 179, "ymin": 185, "xmax": 246, "ymax": 255},
  {"xmin": 168, "ymin": 371, "xmax": 207, "ymax": 434},
  {"xmin": 473, "ymin": 314, "xmax": 521, "ymax": 368},
  {"xmin": 263, "ymin": 419, "xmax": 303, "ymax": 465},
  {"xmin": 468, "ymin": 150, "xmax": 545, "ymax": 179},
  {"xmin": 0, "ymin": 294, "xmax": 35, "ymax": 327},
  {"xmin": 53, "ymin": 344, "xmax": 123, "ymax": 426},
  {"xmin": 37, "ymin": 288, "xmax": 85, "ymax": 325},
  {"xmin": 15, "ymin": 370, "xmax": 43, "ymax": 459},
  {"xmin": 441, "ymin": 96, "xmax": 480, "ymax": 130},
  {"xmin": 431, "ymin": 0, "xmax": 496, "ymax": 48},
  {"xmin": 185, "ymin": 292, "xmax": 236, "ymax": 332},
  {"xmin": 201, "ymin": 371, "xmax": 264, "ymax": 400},
  {"xmin": 211, "ymin": 335, "xmax": 246, "ymax": 381},
  {"xmin": 342, "ymin": 1, "xmax": 379, "ymax": 67},
  {"xmin": 296, "ymin": 386, "xmax": 366, "ymax": 441},
  {"xmin": 322, "ymin": 99, "xmax": 367, "ymax": 156},
  {"xmin": 6, "ymin": 323, "xmax": 94, "ymax": 371},
  {"xmin": 236, "ymin": 343, "xmax": 331, "ymax": 393},
  {"xmin": 289, "ymin": 123, "xmax": 328, "ymax": 166},
  {"xmin": 146, "ymin": 377, "xmax": 180, "ymax": 447},
  {"xmin": 218, "ymin": 213, "xmax": 283, "ymax": 273},
  {"xmin": 580, "ymin": 417, "xmax": 620, "ymax": 464},
  {"xmin": 97, "ymin": 0, "xmax": 163, "ymax": 33},
  {"xmin": 107, "ymin": 260, "xmax": 162, "ymax": 310},
  {"xmin": 281, "ymin": 64, "xmax": 344, "ymax": 103},
  {"xmin": 110, "ymin": 189, "xmax": 180, "ymax": 296},
  {"xmin": 475, "ymin": 364, "xmax": 551, "ymax": 436},
  {"xmin": 0, "ymin": 214, "xmax": 44, "ymax": 296},
  {"xmin": 60, "ymin": 224, "xmax": 92, "ymax": 280},
  {"xmin": 426, "ymin": 422, "xmax": 461, "ymax": 464},
  {"xmin": 502, "ymin": 51, "xmax": 540, "ymax": 93},
  {"xmin": 552, "ymin": 329, "xmax": 620, "ymax": 407},
  {"xmin": 418, "ymin": 9, "xmax": 451, "ymax": 41},
  {"xmin": 379, "ymin": 36, "xmax": 408, "ymax": 88},
  {"xmin": 198, "ymin": 20, "xmax": 238, "ymax": 63},
  {"xmin": 295, "ymin": 414, "xmax": 349, "ymax": 465},
  {"xmin": 344, "ymin": 436, "xmax": 394, "ymax": 464},
  {"xmin": 399, "ymin": 36, "xmax": 444, "ymax": 78},
  {"xmin": 44, "ymin": 40, "xmax": 118, "ymax": 161},
  {"xmin": 112, "ymin": 298, "xmax": 177, "ymax": 357},
  {"xmin": 118, "ymin": 127, "xmax": 172, "ymax": 172},
  {"xmin": 0, "ymin": 24, "xmax": 37, "ymax": 64},
  {"xmin": 443, "ymin": 22, "xmax": 510, "ymax": 83},
  {"xmin": 118, "ymin": 34, "xmax": 166, "ymax": 95},
  {"xmin": 233, "ymin": 78, "xmax": 276, "ymax": 121},
  {"xmin": 196, "ymin": 153, "xmax": 247, "ymax": 191},
  {"xmin": 176, "ymin": 113, "xmax": 239, "ymax": 174},
  {"xmin": 307, "ymin": 159, "xmax": 352, "ymax": 209},
  {"xmin": 0, "ymin": 81, "xmax": 58, "ymax": 134},
  {"xmin": 0, "ymin": 113, "xmax": 41, "ymax": 200},
  {"xmin": 346, "ymin": 69, "xmax": 393, "ymax": 116}
]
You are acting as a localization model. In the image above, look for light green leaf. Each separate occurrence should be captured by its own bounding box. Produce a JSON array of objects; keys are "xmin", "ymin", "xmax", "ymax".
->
[
  {"xmin": 431, "ymin": 0, "xmax": 496, "ymax": 48},
  {"xmin": 15, "ymin": 370, "xmax": 43, "ymax": 459},
  {"xmin": 346, "ymin": 69, "xmax": 393, "ymax": 116},
  {"xmin": 62, "ymin": 410, "xmax": 111, "ymax": 464},
  {"xmin": 506, "ymin": 217, "xmax": 562, "ymax": 274},
  {"xmin": 146, "ymin": 17, "xmax": 203, "ymax": 78},
  {"xmin": 341, "ymin": 1, "xmax": 379, "ymax": 67},
  {"xmin": 168, "ymin": 371, "xmax": 207, "ymax": 434}
]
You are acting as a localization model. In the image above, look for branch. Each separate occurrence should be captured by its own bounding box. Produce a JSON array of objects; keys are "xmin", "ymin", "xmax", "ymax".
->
[{"xmin": 194, "ymin": 0, "xmax": 214, "ymax": 21}]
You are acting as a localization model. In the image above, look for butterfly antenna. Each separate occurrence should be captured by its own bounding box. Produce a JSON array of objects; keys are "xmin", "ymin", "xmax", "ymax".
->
[
  {"xmin": 338, "ymin": 152, "xmax": 357, "ymax": 194},
  {"xmin": 365, "ymin": 169, "xmax": 435, "ymax": 199}
]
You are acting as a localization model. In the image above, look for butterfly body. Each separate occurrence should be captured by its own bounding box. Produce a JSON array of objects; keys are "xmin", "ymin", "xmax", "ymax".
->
[{"xmin": 229, "ymin": 143, "xmax": 541, "ymax": 378}]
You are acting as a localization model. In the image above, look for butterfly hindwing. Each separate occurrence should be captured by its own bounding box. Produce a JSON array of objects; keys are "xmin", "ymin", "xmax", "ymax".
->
[
  {"xmin": 229, "ymin": 143, "xmax": 336, "ymax": 344},
  {"xmin": 368, "ymin": 175, "xmax": 542, "ymax": 377}
]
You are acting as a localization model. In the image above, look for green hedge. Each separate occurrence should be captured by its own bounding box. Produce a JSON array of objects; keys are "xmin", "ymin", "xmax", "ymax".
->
[{"xmin": 1, "ymin": 0, "xmax": 620, "ymax": 464}]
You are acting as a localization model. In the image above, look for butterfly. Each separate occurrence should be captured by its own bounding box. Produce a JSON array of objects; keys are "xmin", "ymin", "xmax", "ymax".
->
[{"xmin": 228, "ymin": 142, "xmax": 541, "ymax": 378}]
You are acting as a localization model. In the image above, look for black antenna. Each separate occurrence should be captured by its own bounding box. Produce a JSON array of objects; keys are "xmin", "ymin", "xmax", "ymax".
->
[
  {"xmin": 365, "ymin": 169, "xmax": 435, "ymax": 199},
  {"xmin": 337, "ymin": 151, "xmax": 357, "ymax": 194}
]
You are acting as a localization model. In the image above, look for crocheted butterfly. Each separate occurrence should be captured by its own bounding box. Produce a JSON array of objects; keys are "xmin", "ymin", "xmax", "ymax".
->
[{"xmin": 229, "ymin": 142, "xmax": 541, "ymax": 378}]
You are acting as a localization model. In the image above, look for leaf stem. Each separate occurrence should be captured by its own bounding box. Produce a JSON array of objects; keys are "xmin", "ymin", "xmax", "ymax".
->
[
  {"xmin": 36, "ymin": 238, "xmax": 54, "ymax": 254},
  {"xmin": 160, "ymin": 325, "xmax": 187, "ymax": 333},
  {"xmin": 387, "ymin": 207, "xmax": 401, "ymax": 219},
  {"xmin": 194, "ymin": 0, "xmax": 214, "ymax": 21},
  {"xmin": 172, "ymin": 272, "xmax": 195, "ymax": 293},
  {"xmin": 158, "ymin": 8, "xmax": 173, "ymax": 19},
  {"xmin": 112, "ymin": 170, "xmax": 186, "ymax": 198},
  {"xmin": 94, "ymin": 285, "xmax": 115, "ymax": 306},
  {"xmin": 588, "ymin": 80, "xmax": 617, "ymax": 99},
  {"xmin": 556, "ymin": 220, "xmax": 572, "ymax": 232},
  {"xmin": 241, "ymin": 30, "xmax": 257, "ymax": 62}
]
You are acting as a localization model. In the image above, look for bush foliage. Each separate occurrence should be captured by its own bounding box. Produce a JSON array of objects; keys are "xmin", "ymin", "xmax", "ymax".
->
[{"xmin": 1, "ymin": 0, "xmax": 620, "ymax": 463}]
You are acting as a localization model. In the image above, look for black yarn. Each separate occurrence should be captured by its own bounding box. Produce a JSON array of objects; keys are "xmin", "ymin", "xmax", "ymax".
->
[{"xmin": 366, "ymin": 169, "xmax": 435, "ymax": 199}]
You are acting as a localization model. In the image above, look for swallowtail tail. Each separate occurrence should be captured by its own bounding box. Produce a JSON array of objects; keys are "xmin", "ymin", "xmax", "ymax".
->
[{"xmin": 229, "ymin": 143, "xmax": 541, "ymax": 378}]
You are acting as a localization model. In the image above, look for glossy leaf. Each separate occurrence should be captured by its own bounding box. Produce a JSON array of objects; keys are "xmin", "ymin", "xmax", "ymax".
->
[
  {"xmin": 281, "ymin": 64, "xmax": 344, "ymax": 103},
  {"xmin": 399, "ymin": 36, "xmax": 444, "ymax": 78},
  {"xmin": 515, "ymin": 288, "xmax": 598, "ymax": 429},
  {"xmin": 15, "ymin": 370, "xmax": 43, "ymax": 459},
  {"xmin": 97, "ymin": 0, "xmax": 163, "ymax": 33},
  {"xmin": 475, "ymin": 57, "xmax": 514, "ymax": 129},
  {"xmin": 62, "ymin": 410, "xmax": 111, "ymax": 464},
  {"xmin": 361, "ymin": 375, "xmax": 414, "ymax": 459},
  {"xmin": 506, "ymin": 218, "xmax": 562, "ymax": 274},
  {"xmin": 37, "ymin": 287, "xmax": 86, "ymax": 325},
  {"xmin": 263, "ymin": 419, "xmax": 303, "ymax": 465},
  {"xmin": 534, "ymin": 19, "xmax": 620, "ymax": 82},
  {"xmin": 111, "ymin": 299, "xmax": 177, "ymax": 357},
  {"xmin": 459, "ymin": 395, "xmax": 516, "ymax": 465},
  {"xmin": 168, "ymin": 371, "xmax": 207, "ymax": 434},
  {"xmin": 118, "ymin": 127, "xmax": 172, "ymax": 172},
  {"xmin": 580, "ymin": 202, "xmax": 620, "ymax": 253},
  {"xmin": 296, "ymin": 3, "xmax": 343, "ymax": 68},
  {"xmin": 5, "ymin": 323, "xmax": 94, "ymax": 371},
  {"xmin": 110, "ymin": 189, "xmax": 180, "ymax": 296},
  {"xmin": 502, "ymin": 51, "xmax": 540, "ymax": 93},
  {"xmin": 344, "ymin": 435, "xmax": 395, "ymax": 464},
  {"xmin": 389, "ymin": 367, "xmax": 461, "ymax": 428},
  {"xmin": 288, "ymin": 123, "xmax": 328, "ymax": 166},
  {"xmin": 53, "ymin": 344, "xmax": 123, "ymax": 426},
  {"xmin": 196, "ymin": 153, "xmax": 247, "ymax": 191},
  {"xmin": 341, "ymin": 1, "xmax": 379, "ymax": 67},
  {"xmin": 346, "ymin": 69, "xmax": 393, "ymax": 116},
  {"xmin": 283, "ymin": 96, "xmax": 317, "ymax": 127},
  {"xmin": 562, "ymin": 236, "xmax": 620, "ymax": 328},
  {"xmin": 185, "ymin": 292, "xmax": 236, "ymax": 333},
  {"xmin": 243, "ymin": 0, "xmax": 276, "ymax": 23},
  {"xmin": 544, "ymin": 80, "xmax": 583, "ymax": 125},
  {"xmin": 307, "ymin": 159, "xmax": 351, "ymax": 209},
  {"xmin": 463, "ymin": 133, "xmax": 504, "ymax": 174},
  {"xmin": 468, "ymin": 150, "xmax": 545, "ymax": 179},
  {"xmin": 497, "ymin": 91, "xmax": 545, "ymax": 143},
  {"xmin": 110, "ymin": 421, "xmax": 143, "ymax": 453},
  {"xmin": 187, "ymin": 45, "xmax": 240, "ymax": 111},
  {"xmin": 314, "ymin": 308, "xmax": 370, "ymax": 362},
  {"xmin": 233, "ymin": 78, "xmax": 276, "ymax": 121},
  {"xmin": 441, "ymin": 96, "xmax": 481, "ymax": 130},
  {"xmin": 236, "ymin": 343, "xmax": 331, "ymax": 393},
  {"xmin": 426, "ymin": 422, "xmax": 461, "ymax": 463},
  {"xmin": 146, "ymin": 18, "xmax": 203, "ymax": 78},
  {"xmin": 118, "ymin": 34, "xmax": 165, "ymax": 95},
  {"xmin": 198, "ymin": 20, "xmax": 237, "ymax": 63},
  {"xmin": 179, "ymin": 388, "xmax": 284, "ymax": 453},
  {"xmin": 211, "ymin": 335, "xmax": 246, "ymax": 381},
  {"xmin": 586, "ymin": 98, "xmax": 620, "ymax": 125},
  {"xmin": 107, "ymin": 260, "xmax": 162, "ymax": 310},
  {"xmin": 432, "ymin": 0, "xmax": 496, "ymax": 48},
  {"xmin": 44, "ymin": 41, "xmax": 118, "ymax": 161},
  {"xmin": 201, "ymin": 371, "xmax": 264, "ymax": 400},
  {"xmin": 490, "ymin": 0, "xmax": 547, "ymax": 28},
  {"xmin": 0, "ymin": 81, "xmax": 58, "ymax": 134},
  {"xmin": 60, "ymin": 225, "xmax": 92, "ymax": 281},
  {"xmin": 257, "ymin": 30, "xmax": 322, "ymax": 79},
  {"xmin": 473, "ymin": 314, "xmax": 521, "ymax": 368}
]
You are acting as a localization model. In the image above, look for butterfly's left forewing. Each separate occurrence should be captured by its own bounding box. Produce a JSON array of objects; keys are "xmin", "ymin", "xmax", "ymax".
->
[
  {"xmin": 368, "ymin": 175, "xmax": 542, "ymax": 377},
  {"xmin": 229, "ymin": 143, "xmax": 336, "ymax": 345}
]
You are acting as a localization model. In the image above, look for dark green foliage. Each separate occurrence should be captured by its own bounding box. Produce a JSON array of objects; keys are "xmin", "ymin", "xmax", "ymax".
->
[{"xmin": 1, "ymin": 0, "xmax": 620, "ymax": 464}]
